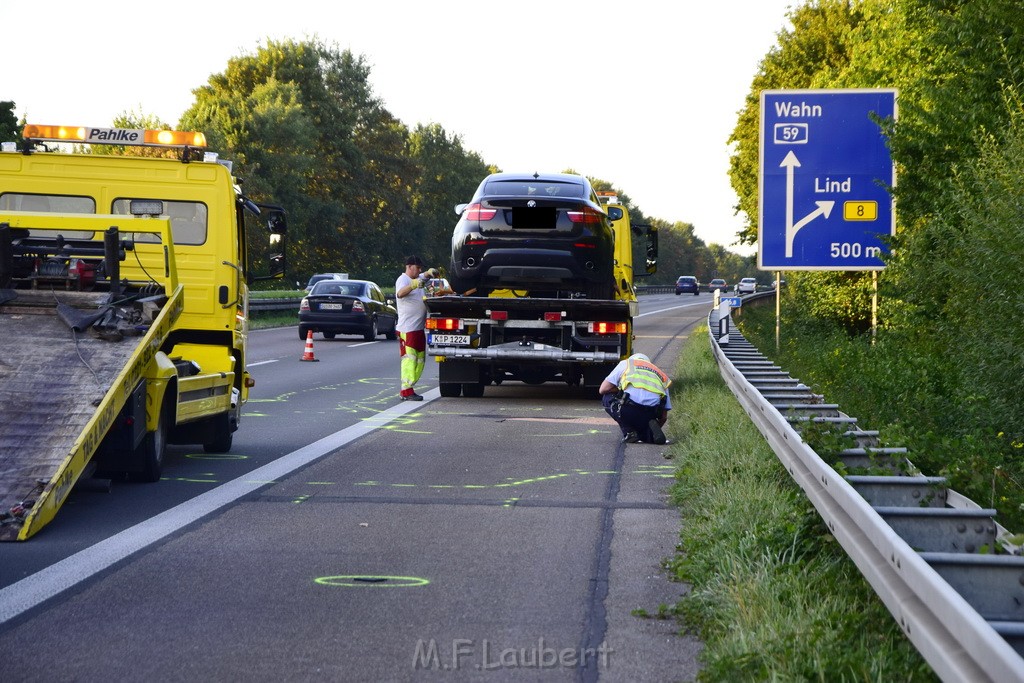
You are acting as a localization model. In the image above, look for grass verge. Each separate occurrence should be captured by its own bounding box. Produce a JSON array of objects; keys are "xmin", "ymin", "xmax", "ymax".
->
[{"xmin": 663, "ymin": 325, "xmax": 934, "ymax": 681}]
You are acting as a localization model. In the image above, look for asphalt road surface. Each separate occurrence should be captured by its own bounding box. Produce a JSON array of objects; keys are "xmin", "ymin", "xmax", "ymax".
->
[{"xmin": 0, "ymin": 293, "xmax": 711, "ymax": 682}]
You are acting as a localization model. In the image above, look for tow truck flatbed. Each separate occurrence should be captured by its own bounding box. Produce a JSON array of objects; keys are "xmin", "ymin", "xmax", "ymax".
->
[{"xmin": 0, "ymin": 287, "xmax": 181, "ymax": 540}]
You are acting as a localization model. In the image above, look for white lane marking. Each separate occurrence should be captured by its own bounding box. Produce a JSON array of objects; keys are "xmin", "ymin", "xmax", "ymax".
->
[
  {"xmin": 0, "ymin": 388, "xmax": 441, "ymax": 625},
  {"xmin": 247, "ymin": 360, "xmax": 279, "ymax": 367},
  {"xmin": 635, "ymin": 298, "xmax": 711, "ymax": 318}
]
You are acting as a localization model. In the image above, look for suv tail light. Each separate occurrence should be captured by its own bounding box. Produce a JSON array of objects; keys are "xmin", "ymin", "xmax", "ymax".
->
[
  {"xmin": 566, "ymin": 206, "xmax": 604, "ymax": 224},
  {"xmin": 465, "ymin": 203, "xmax": 497, "ymax": 221}
]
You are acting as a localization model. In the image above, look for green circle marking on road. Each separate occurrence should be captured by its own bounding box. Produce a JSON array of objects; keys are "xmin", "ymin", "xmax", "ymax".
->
[{"xmin": 315, "ymin": 575, "xmax": 431, "ymax": 588}]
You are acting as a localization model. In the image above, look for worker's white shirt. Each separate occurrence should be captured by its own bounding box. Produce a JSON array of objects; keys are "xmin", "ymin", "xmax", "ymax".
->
[{"xmin": 395, "ymin": 273, "xmax": 427, "ymax": 332}]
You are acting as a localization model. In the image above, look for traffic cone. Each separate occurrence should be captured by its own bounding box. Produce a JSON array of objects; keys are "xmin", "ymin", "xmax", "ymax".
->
[{"xmin": 300, "ymin": 330, "xmax": 319, "ymax": 362}]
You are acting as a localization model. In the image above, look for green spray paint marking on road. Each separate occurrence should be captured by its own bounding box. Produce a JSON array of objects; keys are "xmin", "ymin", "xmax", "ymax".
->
[
  {"xmin": 185, "ymin": 453, "xmax": 248, "ymax": 461},
  {"xmin": 293, "ymin": 494, "xmax": 311, "ymax": 504},
  {"xmin": 315, "ymin": 575, "xmax": 430, "ymax": 588}
]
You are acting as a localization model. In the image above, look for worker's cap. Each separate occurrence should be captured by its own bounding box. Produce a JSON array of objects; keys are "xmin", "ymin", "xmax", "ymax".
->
[
  {"xmin": 405, "ymin": 255, "xmax": 425, "ymax": 267},
  {"xmin": 631, "ymin": 353, "xmax": 650, "ymax": 362}
]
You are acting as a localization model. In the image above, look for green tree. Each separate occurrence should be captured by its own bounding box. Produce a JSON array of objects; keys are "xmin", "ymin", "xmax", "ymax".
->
[
  {"xmin": 180, "ymin": 38, "xmax": 416, "ymax": 284},
  {"xmin": 406, "ymin": 123, "xmax": 492, "ymax": 272},
  {"xmin": 0, "ymin": 101, "xmax": 18, "ymax": 144},
  {"xmin": 728, "ymin": 0, "xmax": 865, "ymax": 249}
]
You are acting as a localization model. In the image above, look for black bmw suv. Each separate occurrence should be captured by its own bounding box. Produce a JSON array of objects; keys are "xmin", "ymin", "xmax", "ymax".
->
[{"xmin": 448, "ymin": 172, "xmax": 616, "ymax": 299}]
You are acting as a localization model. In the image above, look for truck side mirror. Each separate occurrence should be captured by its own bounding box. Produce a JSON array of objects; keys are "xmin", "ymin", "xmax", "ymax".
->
[{"xmin": 646, "ymin": 227, "xmax": 658, "ymax": 275}]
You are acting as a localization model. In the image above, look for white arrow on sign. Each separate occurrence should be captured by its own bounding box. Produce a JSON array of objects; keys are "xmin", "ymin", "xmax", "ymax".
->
[{"xmin": 780, "ymin": 151, "xmax": 835, "ymax": 257}]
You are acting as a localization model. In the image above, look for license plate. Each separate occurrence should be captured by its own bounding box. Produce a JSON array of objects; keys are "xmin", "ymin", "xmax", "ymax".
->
[
  {"xmin": 319, "ymin": 303, "xmax": 344, "ymax": 310},
  {"xmin": 429, "ymin": 334, "xmax": 470, "ymax": 346}
]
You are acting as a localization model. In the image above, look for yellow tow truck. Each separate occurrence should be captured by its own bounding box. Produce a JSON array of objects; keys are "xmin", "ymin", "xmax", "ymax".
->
[{"xmin": 0, "ymin": 123, "xmax": 286, "ymax": 540}]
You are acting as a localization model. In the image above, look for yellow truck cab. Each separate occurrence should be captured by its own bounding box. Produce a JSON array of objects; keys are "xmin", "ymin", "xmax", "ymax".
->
[{"xmin": 0, "ymin": 123, "xmax": 286, "ymax": 540}]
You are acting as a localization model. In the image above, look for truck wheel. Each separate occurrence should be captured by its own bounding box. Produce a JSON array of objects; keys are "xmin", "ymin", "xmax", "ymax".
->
[
  {"xmin": 203, "ymin": 413, "xmax": 233, "ymax": 454},
  {"xmin": 363, "ymin": 317, "xmax": 378, "ymax": 341},
  {"xmin": 131, "ymin": 399, "xmax": 170, "ymax": 483},
  {"xmin": 440, "ymin": 383, "xmax": 462, "ymax": 398},
  {"xmin": 461, "ymin": 382, "xmax": 485, "ymax": 398}
]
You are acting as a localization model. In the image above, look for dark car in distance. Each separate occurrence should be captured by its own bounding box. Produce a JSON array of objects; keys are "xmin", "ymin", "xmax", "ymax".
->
[
  {"xmin": 298, "ymin": 279, "xmax": 397, "ymax": 341},
  {"xmin": 448, "ymin": 172, "xmax": 616, "ymax": 299},
  {"xmin": 304, "ymin": 272, "xmax": 348, "ymax": 292},
  {"xmin": 675, "ymin": 275, "xmax": 700, "ymax": 295},
  {"xmin": 707, "ymin": 278, "xmax": 728, "ymax": 293}
]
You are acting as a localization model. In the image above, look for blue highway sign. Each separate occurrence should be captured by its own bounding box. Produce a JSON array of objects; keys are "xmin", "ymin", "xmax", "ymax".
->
[{"xmin": 759, "ymin": 89, "xmax": 896, "ymax": 271}]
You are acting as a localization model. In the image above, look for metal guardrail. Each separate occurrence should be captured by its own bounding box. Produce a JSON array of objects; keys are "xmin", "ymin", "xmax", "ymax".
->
[
  {"xmin": 249, "ymin": 296, "xmax": 302, "ymax": 313},
  {"xmin": 709, "ymin": 294, "xmax": 1024, "ymax": 682}
]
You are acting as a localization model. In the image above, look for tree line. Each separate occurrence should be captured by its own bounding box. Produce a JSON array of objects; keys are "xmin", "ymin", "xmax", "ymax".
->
[{"xmin": 3, "ymin": 38, "xmax": 751, "ymax": 289}]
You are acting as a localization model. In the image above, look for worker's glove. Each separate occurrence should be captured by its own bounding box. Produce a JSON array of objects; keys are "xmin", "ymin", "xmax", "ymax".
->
[
  {"xmin": 424, "ymin": 268, "xmax": 439, "ymax": 279},
  {"xmin": 410, "ymin": 278, "xmax": 423, "ymax": 289}
]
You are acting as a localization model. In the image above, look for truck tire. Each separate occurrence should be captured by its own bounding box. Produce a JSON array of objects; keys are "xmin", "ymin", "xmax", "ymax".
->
[
  {"xmin": 203, "ymin": 413, "xmax": 233, "ymax": 454},
  {"xmin": 461, "ymin": 382, "xmax": 485, "ymax": 398},
  {"xmin": 440, "ymin": 383, "xmax": 462, "ymax": 398},
  {"xmin": 131, "ymin": 398, "xmax": 170, "ymax": 483}
]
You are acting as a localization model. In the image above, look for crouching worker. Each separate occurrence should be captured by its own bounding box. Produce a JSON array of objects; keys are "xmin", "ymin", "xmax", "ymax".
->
[{"xmin": 599, "ymin": 352, "xmax": 671, "ymax": 444}]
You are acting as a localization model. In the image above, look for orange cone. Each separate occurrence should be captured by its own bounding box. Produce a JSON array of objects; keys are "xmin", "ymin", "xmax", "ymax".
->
[{"xmin": 300, "ymin": 330, "xmax": 319, "ymax": 362}]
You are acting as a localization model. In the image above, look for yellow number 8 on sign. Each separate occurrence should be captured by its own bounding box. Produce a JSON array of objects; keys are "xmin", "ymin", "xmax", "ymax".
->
[{"xmin": 843, "ymin": 201, "xmax": 878, "ymax": 221}]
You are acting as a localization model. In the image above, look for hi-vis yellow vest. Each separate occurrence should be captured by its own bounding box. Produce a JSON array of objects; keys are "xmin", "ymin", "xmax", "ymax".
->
[{"xmin": 620, "ymin": 358, "xmax": 670, "ymax": 397}]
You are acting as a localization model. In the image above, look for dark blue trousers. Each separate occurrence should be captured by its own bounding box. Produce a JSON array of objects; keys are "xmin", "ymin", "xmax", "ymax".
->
[{"xmin": 603, "ymin": 393, "xmax": 661, "ymax": 441}]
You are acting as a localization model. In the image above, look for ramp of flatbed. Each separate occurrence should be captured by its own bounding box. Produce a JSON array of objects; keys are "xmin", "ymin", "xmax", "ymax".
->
[{"xmin": 0, "ymin": 294, "xmax": 141, "ymax": 540}]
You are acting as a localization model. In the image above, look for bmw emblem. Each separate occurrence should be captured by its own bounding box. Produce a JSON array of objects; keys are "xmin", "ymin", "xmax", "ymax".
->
[{"xmin": 527, "ymin": 200, "xmax": 536, "ymax": 208}]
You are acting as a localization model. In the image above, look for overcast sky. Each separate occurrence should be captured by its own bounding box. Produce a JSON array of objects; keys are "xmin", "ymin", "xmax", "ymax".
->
[{"xmin": 6, "ymin": 1, "xmax": 797, "ymax": 256}]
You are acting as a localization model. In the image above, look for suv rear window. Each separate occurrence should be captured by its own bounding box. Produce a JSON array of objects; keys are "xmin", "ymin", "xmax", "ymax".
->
[{"xmin": 482, "ymin": 180, "xmax": 584, "ymax": 198}]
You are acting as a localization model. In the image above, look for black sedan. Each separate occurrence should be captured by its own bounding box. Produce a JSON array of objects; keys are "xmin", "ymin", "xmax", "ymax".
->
[
  {"xmin": 298, "ymin": 279, "xmax": 398, "ymax": 341},
  {"xmin": 448, "ymin": 172, "xmax": 616, "ymax": 299}
]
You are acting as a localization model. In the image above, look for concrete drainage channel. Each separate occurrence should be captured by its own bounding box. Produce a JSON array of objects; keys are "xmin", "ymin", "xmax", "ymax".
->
[{"xmin": 708, "ymin": 302, "xmax": 1024, "ymax": 683}]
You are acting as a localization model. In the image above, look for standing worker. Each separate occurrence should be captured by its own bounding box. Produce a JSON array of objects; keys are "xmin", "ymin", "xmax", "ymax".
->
[
  {"xmin": 395, "ymin": 255, "xmax": 437, "ymax": 401},
  {"xmin": 599, "ymin": 352, "xmax": 672, "ymax": 444}
]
